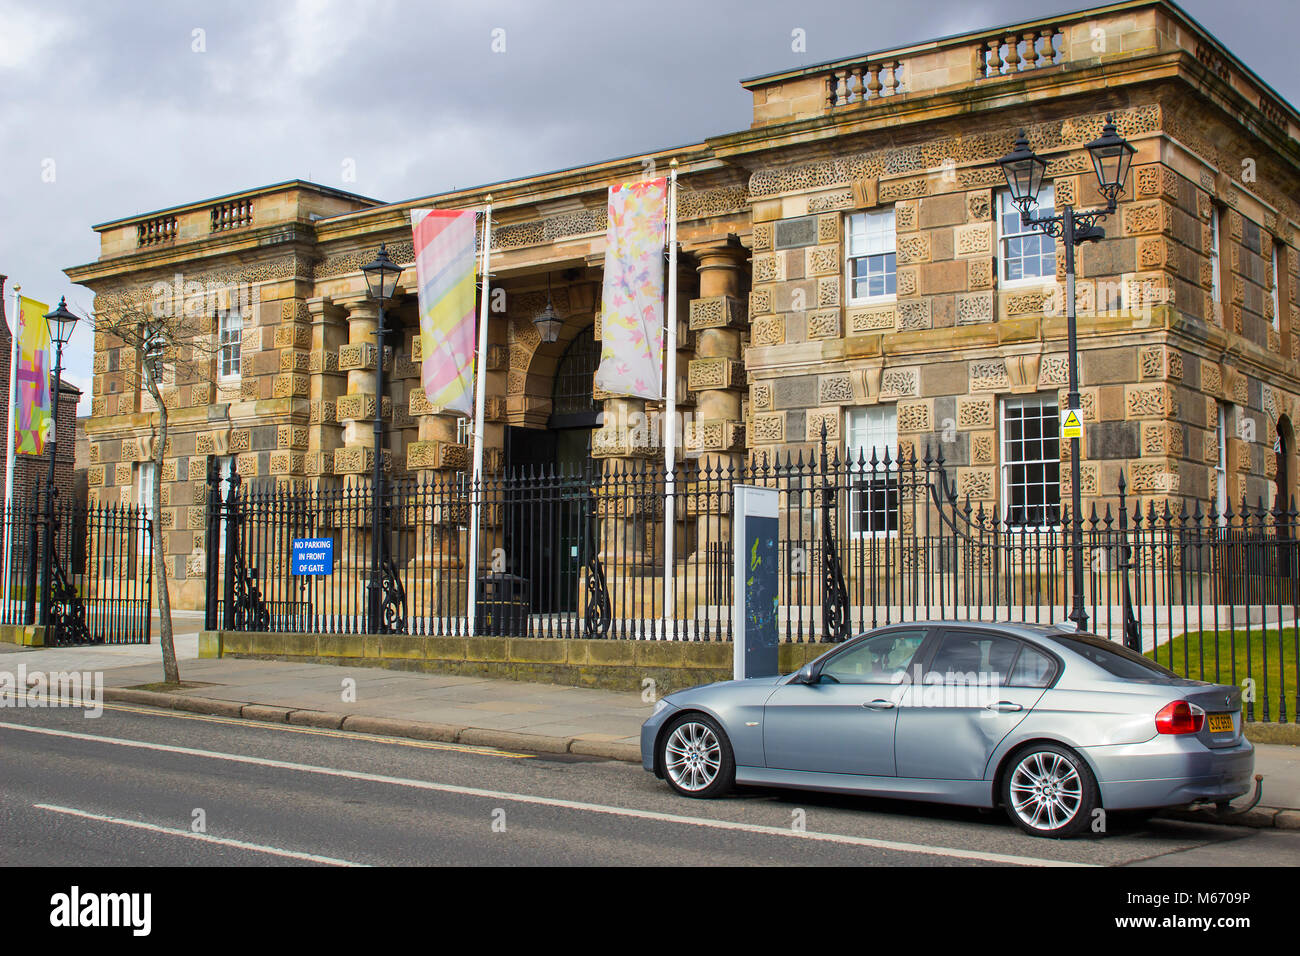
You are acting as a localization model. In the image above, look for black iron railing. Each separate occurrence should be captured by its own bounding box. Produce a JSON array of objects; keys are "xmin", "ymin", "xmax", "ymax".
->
[
  {"xmin": 0, "ymin": 488, "xmax": 153, "ymax": 646},
  {"xmin": 204, "ymin": 446, "xmax": 1299, "ymax": 723}
]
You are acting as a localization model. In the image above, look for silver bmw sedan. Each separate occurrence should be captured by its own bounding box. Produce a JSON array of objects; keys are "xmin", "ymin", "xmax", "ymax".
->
[{"xmin": 640, "ymin": 621, "xmax": 1254, "ymax": 837}]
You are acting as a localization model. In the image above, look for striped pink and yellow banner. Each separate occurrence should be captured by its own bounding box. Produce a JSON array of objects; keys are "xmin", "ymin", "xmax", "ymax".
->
[
  {"xmin": 14, "ymin": 295, "xmax": 51, "ymax": 456},
  {"xmin": 410, "ymin": 208, "xmax": 479, "ymax": 416}
]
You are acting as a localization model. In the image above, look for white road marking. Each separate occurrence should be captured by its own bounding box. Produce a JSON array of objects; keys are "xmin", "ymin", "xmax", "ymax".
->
[
  {"xmin": 34, "ymin": 803, "xmax": 365, "ymax": 867},
  {"xmin": 2, "ymin": 720, "xmax": 1090, "ymax": 867}
]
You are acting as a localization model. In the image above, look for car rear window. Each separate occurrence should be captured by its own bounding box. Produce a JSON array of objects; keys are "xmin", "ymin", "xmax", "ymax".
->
[{"xmin": 1052, "ymin": 632, "xmax": 1177, "ymax": 679}]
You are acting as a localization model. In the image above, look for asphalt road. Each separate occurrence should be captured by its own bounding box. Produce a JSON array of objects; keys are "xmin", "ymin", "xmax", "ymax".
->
[{"xmin": 1, "ymin": 702, "xmax": 1296, "ymax": 867}]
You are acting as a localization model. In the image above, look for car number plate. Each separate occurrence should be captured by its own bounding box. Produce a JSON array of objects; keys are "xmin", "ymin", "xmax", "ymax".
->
[{"xmin": 1207, "ymin": 713, "xmax": 1234, "ymax": 734}]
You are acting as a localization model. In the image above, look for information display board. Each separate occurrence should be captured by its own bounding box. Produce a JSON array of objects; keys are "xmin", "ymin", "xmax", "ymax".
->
[{"xmin": 732, "ymin": 485, "xmax": 780, "ymax": 680}]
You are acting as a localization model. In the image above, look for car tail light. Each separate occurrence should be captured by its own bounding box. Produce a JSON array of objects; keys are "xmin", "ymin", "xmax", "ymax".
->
[{"xmin": 1156, "ymin": 700, "xmax": 1205, "ymax": 734}]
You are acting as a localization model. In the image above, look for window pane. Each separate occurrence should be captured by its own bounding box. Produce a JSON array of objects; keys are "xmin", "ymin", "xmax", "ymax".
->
[
  {"xmin": 1009, "ymin": 645, "xmax": 1055, "ymax": 687},
  {"xmin": 1002, "ymin": 397, "xmax": 1061, "ymax": 527},
  {"xmin": 822, "ymin": 630, "xmax": 926, "ymax": 683},
  {"xmin": 927, "ymin": 632, "xmax": 1021, "ymax": 686}
]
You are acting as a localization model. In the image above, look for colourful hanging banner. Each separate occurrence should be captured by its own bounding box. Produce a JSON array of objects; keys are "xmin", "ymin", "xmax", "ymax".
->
[
  {"xmin": 594, "ymin": 177, "xmax": 667, "ymax": 400},
  {"xmin": 410, "ymin": 208, "xmax": 479, "ymax": 416},
  {"xmin": 14, "ymin": 295, "xmax": 50, "ymax": 456}
]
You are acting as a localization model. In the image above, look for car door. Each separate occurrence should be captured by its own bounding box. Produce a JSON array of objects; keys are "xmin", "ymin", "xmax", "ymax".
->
[
  {"xmin": 763, "ymin": 628, "xmax": 930, "ymax": 776},
  {"xmin": 894, "ymin": 629, "xmax": 1057, "ymax": 780}
]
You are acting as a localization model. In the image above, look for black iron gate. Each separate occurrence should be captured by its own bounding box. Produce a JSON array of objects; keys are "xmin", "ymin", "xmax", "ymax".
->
[{"xmin": 0, "ymin": 486, "xmax": 154, "ymax": 646}]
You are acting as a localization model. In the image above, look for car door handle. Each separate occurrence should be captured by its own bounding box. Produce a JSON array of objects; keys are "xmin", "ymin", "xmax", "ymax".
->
[
  {"xmin": 864, "ymin": 699, "xmax": 896, "ymax": 710},
  {"xmin": 986, "ymin": 701, "xmax": 1024, "ymax": 713}
]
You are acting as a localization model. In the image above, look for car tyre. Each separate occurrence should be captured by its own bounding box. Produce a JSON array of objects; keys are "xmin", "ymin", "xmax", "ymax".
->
[
  {"xmin": 1001, "ymin": 743, "xmax": 1099, "ymax": 838},
  {"xmin": 659, "ymin": 712, "xmax": 735, "ymax": 799}
]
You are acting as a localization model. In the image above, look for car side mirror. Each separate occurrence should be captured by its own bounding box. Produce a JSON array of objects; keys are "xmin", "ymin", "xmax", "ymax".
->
[{"xmin": 794, "ymin": 664, "xmax": 818, "ymax": 685}]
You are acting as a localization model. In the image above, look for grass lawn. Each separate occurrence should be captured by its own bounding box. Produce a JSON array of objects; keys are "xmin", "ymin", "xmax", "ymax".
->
[{"xmin": 1147, "ymin": 628, "xmax": 1299, "ymax": 721}]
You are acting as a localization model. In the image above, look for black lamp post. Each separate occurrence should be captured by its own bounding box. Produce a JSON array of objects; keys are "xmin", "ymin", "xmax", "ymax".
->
[
  {"xmin": 997, "ymin": 115, "xmax": 1135, "ymax": 633},
  {"xmin": 361, "ymin": 244, "xmax": 402, "ymax": 634},
  {"xmin": 37, "ymin": 297, "xmax": 78, "ymax": 629}
]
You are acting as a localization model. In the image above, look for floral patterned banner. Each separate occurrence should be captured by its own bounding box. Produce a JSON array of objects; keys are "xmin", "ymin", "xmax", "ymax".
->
[{"xmin": 594, "ymin": 177, "xmax": 667, "ymax": 400}]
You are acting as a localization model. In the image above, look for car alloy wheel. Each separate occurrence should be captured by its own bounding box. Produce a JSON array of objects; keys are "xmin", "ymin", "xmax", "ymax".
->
[
  {"xmin": 1006, "ymin": 747, "xmax": 1094, "ymax": 837},
  {"xmin": 659, "ymin": 714, "xmax": 735, "ymax": 799}
]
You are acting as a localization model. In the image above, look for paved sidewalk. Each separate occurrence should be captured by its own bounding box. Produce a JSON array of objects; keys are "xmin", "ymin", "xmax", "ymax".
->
[{"xmin": 99, "ymin": 656, "xmax": 651, "ymax": 759}]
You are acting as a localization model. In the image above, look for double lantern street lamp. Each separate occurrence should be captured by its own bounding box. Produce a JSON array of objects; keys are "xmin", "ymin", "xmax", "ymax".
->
[
  {"xmin": 997, "ymin": 115, "xmax": 1136, "ymax": 633},
  {"xmin": 32, "ymin": 298, "xmax": 79, "ymax": 628},
  {"xmin": 361, "ymin": 244, "xmax": 403, "ymax": 634}
]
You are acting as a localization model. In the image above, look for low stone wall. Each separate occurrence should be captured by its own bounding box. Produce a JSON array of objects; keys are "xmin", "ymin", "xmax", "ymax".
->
[
  {"xmin": 0, "ymin": 624, "xmax": 46, "ymax": 646},
  {"xmin": 200, "ymin": 631, "xmax": 827, "ymax": 694}
]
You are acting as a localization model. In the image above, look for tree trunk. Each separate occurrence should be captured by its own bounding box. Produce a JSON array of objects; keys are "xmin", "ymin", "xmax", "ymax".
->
[{"xmin": 146, "ymin": 372, "xmax": 179, "ymax": 684}]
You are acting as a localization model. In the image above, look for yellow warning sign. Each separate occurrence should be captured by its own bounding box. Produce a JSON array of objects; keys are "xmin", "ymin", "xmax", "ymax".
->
[{"xmin": 1061, "ymin": 408, "xmax": 1083, "ymax": 441}]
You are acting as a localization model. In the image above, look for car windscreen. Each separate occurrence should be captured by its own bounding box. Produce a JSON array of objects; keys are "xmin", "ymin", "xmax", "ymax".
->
[{"xmin": 1051, "ymin": 632, "xmax": 1178, "ymax": 680}]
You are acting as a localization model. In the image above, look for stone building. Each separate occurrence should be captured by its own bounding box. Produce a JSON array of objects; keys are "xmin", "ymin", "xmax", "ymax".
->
[{"xmin": 67, "ymin": 0, "xmax": 1300, "ymax": 611}]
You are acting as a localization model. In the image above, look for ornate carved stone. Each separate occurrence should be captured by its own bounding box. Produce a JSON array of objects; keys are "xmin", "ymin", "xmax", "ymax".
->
[
  {"xmin": 956, "ymin": 396, "xmax": 994, "ymax": 429},
  {"xmin": 969, "ymin": 359, "xmax": 1010, "ymax": 391},
  {"xmin": 848, "ymin": 305, "xmax": 895, "ymax": 333},
  {"xmin": 751, "ymin": 316, "xmax": 785, "ymax": 346},
  {"xmin": 806, "ymin": 309, "xmax": 841, "ymax": 340},
  {"xmin": 956, "ymin": 291, "xmax": 994, "ymax": 325},
  {"xmin": 896, "ymin": 400, "xmax": 932, "ymax": 433},
  {"xmin": 687, "ymin": 358, "xmax": 746, "ymax": 391},
  {"xmin": 879, "ymin": 367, "xmax": 919, "ymax": 399},
  {"xmin": 688, "ymin": 295, "xmax": 746, "ymax": 330},
  {"xmin": 818, "ymin": 374, "xmax": 854, "ymax": 405}
]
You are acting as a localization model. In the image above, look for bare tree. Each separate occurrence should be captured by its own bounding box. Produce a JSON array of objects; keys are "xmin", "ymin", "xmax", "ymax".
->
[{"xmin": 88, "ymin": 288, "xmax": 227, "ymax": 685}]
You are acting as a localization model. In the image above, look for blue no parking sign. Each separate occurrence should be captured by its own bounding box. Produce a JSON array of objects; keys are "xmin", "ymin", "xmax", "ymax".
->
[{"xmin": 291, "ymin": 538, "xmax": 334, "ymax": 575}]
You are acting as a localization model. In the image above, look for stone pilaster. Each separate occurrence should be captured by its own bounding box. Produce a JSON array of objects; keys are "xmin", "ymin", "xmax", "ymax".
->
[
  {"xmin": 685, "ymin": 241, "xmax": 749, "ymax": 552},
  {"xmin": 305, "ymin": 297, "xmax": 347, "ymax": 486}
]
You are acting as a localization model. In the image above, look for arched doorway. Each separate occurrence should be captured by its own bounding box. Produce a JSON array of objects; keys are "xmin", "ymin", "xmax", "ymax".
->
[{"xmin": 504, "ymin": 326, "xmax": 600, "ymax": 614}]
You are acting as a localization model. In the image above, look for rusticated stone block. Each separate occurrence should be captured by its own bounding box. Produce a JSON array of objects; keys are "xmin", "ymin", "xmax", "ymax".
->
[
  {"xmin": 750, "ymin": 413, "xmax": 785, "ymax": 444},
  {"xmin": 335, "ymin": 393, "xmax": 393, "ymax": 422},
  {"xmin": 956, "ymin": 291, "xmax": 993, "ymax": 325},
  {"xmin": 269, "ymin": 451, "xmax": 306, "ymax": 476},
  {"xmin": 954, "ymin": 222, "xmax": 992, "ymax": 258},
  {"xmin": 274, "ymin": 323, "xmax": 311, "ymax": 351},
  {"xmin": 277, "ymin": 425, "xmax": 309, "ymax": 450},
  {"xmin": 687, "ymin": 358, "xmax": 746, "ymax": 392},
  {"xmin": 806, "ymin": 309, "xmax": 840, "ymax": 340},
  {"xmin": 818, "ymin": 374, "xmax": 854, "ymax": 405},
  {"xmin": 688, "ymin": 295, "xmax": 746, "ymax": 330},
  {"xmin": 407, "ymin": 440, "xmax": 471, "ymax": 471},
  {"xmin": 684, "ymin": 419, "xmax": 745, "ymax": 454},
  {"xmin": 805, "ymin": 407, "xmax": 840, "ymax": 443},
  {"xmin": 280, "ymin": 350, "xmax": 310, "ymax": 373},
  {"xmin": 969, "ymin": 359, "xmax": 1009, "ymax": 392},
  {"xmin": 896, "ymin": 300, "xmax": 931, "ymax": 331},
  {"xmin": 272, "ymin": 374, "xmax": 310, "ymax": 398},
  {"xmin": 879, "ymin": 367, "xmax": 919, "ymax": 400},
  {"xmin": 309, "ymin": 349, "xmax": 340, "ymax": 373},
  {"xmin": 896, "ymin": 400, "xmax": 932, "ymax": 433},
  {"xmin": 750, "ymin": 316, "xmax": 785, "ymax": 347},
  {"xmin": 956, "ymin": 396, "xmax": 994, "ymax": 429},
  {"xmin": 410, "ymin": 389, "xmax": 435, "ymax": 416},
  {"xmin": 847, "ymin": 305, "xmax": 895, "ymax": 333},
  {"xmin": 1125, "ymin": 384, "xmax": 1178, "ymax": 419}
]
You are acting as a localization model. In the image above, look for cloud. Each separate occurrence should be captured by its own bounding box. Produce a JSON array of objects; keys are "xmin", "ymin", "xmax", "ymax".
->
[{"xmin": 0, "ymin": 0, "xmax": 1295, "ymax": 416}]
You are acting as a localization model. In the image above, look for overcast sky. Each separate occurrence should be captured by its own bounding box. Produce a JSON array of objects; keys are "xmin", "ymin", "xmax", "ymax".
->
[{"xmin": 2, "ymin": 0, "xmax": 1297, "ymax": 414}]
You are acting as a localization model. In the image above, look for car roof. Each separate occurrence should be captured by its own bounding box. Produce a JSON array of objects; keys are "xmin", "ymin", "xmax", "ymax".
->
[{"xmin": 861, "ymin": 620, "xmax": 1077, "ymax": 644}]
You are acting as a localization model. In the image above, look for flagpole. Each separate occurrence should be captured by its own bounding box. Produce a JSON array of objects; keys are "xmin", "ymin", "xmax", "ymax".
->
[
  {"xmin": 466, "ymin": 196, "xmax": 492, "ymax": 637},
  {"xmin": 3, "ymin": 283, "xmax": 20, "ymax": 612},
  {"xmin": 662, "ymin": 161, "xmax": 678, "ymax": 635}
]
